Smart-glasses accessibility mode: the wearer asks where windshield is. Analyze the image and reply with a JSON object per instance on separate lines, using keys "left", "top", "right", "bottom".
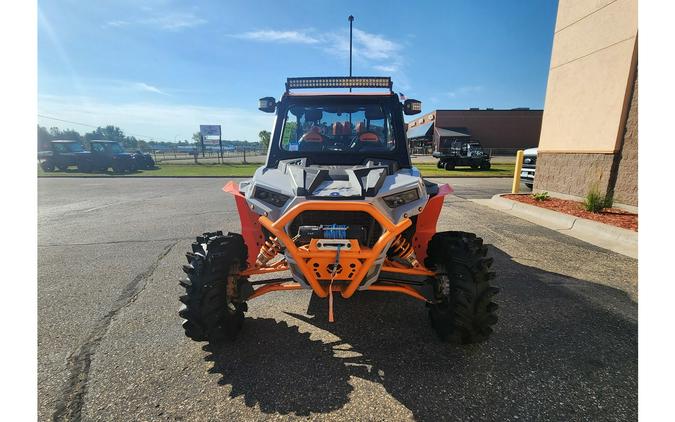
{"left": 67, "top": 143, "right": 84, "bottom": 152}
{"left": 105, "top": 143, "right": 125, "bottom": 153}
{"left": 280, "top": 102, "right": 395, "bottom": 153}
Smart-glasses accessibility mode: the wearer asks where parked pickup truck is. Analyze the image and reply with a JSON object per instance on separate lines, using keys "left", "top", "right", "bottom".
{"left": 38, "top": 140, "right": 89, "bottom": 172}
{"left": 521, "top": 147, "right": 537, "bottom": 189}
{"left": 78, "top": 140, "right": 138, "bottom": 173}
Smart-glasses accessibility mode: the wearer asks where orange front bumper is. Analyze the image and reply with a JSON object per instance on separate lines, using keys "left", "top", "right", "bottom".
{"left": 256, "top": 200, "right": 432, "bottom": 299}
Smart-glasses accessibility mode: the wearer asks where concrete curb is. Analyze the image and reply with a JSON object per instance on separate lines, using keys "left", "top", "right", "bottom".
{"left": 486, "top": 194, "right": 637, "bottom": 259}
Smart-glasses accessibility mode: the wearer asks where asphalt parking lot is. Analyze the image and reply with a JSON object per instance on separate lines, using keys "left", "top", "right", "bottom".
{"left": 38, "top": 177, "right": 637, "bottom": 421}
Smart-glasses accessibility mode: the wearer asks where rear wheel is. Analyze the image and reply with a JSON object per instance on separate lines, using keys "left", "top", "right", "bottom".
{"left": 77, "top": 161, "right": 92, "bottom": 173}
{"left": 436, "top": 161, "right": 443, "bottom": 169}
{"left": 179, "top": 232, "right": 249, "bottom": 343}
{"left": 444, "top": 161, "right": 455, "bottom": 171}
{"left": 480, "top": 161, "right": 491, "bottom": 170}
{"left": 425, "top": 231, "right": 498, "bottom": 344}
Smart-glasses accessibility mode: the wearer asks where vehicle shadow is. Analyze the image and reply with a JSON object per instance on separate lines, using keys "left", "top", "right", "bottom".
{"left": 203, "top": 246, "right": 637, "bottom": 420}
{"left": 202, "top": 319, "right": 352, "bottom": 416}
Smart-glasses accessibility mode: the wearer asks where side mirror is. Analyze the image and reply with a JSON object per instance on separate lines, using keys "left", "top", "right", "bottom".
{"left": 403, "top": 99, "right": 422, "bottom": 115}
{"left": 258, "top": 97, "right": 276, "bottom": 113}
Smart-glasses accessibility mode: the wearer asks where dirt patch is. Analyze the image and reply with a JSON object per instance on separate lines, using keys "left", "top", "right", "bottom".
{"left": 504, "top": 194, "right": 638, "bottom": 232}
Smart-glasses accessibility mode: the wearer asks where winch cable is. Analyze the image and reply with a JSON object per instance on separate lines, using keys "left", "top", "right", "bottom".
{"left": 328, "top": 244, "right": 341, "bottom": 323}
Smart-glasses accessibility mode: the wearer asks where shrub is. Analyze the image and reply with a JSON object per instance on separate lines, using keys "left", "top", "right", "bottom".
{"left": 531, "top": 191, "right": 550, "bottom": 201}
{"left": 584, "top": 189, "right": 612, "bottom": 213}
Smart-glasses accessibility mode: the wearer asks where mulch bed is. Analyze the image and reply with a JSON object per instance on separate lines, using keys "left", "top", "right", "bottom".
{"left": 503, "top": 194, "right": 638, "bottom": 232}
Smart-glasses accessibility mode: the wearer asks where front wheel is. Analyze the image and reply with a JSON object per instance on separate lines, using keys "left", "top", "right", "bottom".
{"left": 444, "top": 161, "right": 455, "bottom": 171}
{"left": 480, "top": 161, "right": 491, "bottom": 170}
{"left": 40, "top": 160, "right": 55, "bottom": 172}
{"left": 436, "top": 161, "right": 444, "bottom": 169}
{"left": 425, "top": 232, "right": 498, "bottom": 344}
{"left": 179, "top": 232, "right": 249, "bottom": 343}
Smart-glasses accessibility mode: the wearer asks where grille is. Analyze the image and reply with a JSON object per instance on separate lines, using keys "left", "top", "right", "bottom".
{"left": 522, "top": 155, "right": 537, "bottom": 168}
{"left": 288, "top": 211, "right": 382, "bottom": 248}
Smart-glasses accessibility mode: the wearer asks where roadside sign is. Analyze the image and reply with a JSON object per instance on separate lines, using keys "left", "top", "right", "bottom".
{"left": 200, "top": 125, "right": 221, "bottom": 138}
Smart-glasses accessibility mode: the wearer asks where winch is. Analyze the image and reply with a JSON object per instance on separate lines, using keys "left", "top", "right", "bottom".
{"left": 296, "top": 224, "right": 368, "bottom": 244}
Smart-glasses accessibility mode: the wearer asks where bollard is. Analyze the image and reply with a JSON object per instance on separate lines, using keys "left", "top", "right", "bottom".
{"left": 512, "top": 150, "right": 524, "bottom": 194}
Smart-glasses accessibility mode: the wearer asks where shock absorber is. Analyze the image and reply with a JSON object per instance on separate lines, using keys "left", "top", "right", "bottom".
{"left": 390, "top": 235, "right": 420, "bottom": 268}
{"left": 256, "top": 236, "right": 283, "bottom": 267}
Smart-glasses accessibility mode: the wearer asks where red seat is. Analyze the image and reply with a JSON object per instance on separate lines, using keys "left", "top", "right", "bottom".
{"left": 359, "top": 132, "right": 379, "bottom": 142}
{"left": 332, "top": 122, "right": 343, "bottom": 136}
{"left": 342, "top": 121, "right": 352, "bottom": 135}
{"left": 302, "top": 126, "right": 323, "bottom": 142}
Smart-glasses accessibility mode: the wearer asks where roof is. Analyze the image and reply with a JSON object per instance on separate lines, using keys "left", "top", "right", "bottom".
{"left": 89, "top": 139, "right": 117, "bottom": 143}
{"left": 285, "top": 92, "right": 395, "bottom": 97}
{"left": 435, "top": 127, "right": 470, "bottom": 138}
{"left": 51, "top": 139, "right": 79, "bottom": 143}
{"left": 406, "top": 122, "right": 433, "bottom": 139}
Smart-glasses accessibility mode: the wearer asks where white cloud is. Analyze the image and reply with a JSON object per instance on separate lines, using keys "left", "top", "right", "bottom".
{"left": 104, "top": 12, "right": 206, "bottom": 31}
{"left": 134, "top": 82, "right": 167, "bottom": 95}
{"left": 139, "top": 13, "right": 206, "bottom": 31}
{"left": 352, "top": 28, "right": 401, "bottom": 60}
{"left": 447, "top": 85, "right": 484, "bottom": 98}
{"left": 103, "top": 20, "right": 130, "bottom": 28}
{"left": 373, "top": 65, "right": 398, "bottom": 73}
{"left": 232, "top": 30, "right": 319, "bottom": 44}
{"left": 232, "top": 27, "right": 408, "bottom": 86}
{"left": 38, "top": 95, "right": 274, "bottom": 142}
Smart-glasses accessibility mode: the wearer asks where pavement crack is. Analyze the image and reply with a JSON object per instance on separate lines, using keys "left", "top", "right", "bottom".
{"left": 39, "top": 237, "right": 189, "bottom": 248}
{"left": 51, "top": 241, "right": 178, "bottom": 422}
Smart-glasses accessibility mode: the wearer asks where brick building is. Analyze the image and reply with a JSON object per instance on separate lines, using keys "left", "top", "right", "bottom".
{"left": 406, "top": 109, "right": 543, "bottom": 154}
{"left": 534, "top": 0, "right": 637, "bottom": 208}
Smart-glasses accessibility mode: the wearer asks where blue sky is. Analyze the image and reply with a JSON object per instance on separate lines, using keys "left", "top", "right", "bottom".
{"left": 38, "top": 0, "right": 558, "bottom": 142}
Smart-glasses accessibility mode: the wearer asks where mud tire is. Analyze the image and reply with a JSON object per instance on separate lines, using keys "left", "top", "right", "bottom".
{"left": 179, "top": 231, "right": 248, "bottom": 343}
{"left": 425, "top": 231, "right": 499, "bottom": 344}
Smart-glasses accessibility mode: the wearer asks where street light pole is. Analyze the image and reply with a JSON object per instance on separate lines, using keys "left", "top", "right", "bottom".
{"left": 348, "top": 15, "right": 354, "bottom": 92}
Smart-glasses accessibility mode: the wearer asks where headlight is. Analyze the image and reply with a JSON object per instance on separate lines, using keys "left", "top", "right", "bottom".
{"left": 254, "top": 186, "right": 290, "bottom": 207}
{"left": 382, "top": 188, "right": 420, "bottom": 208}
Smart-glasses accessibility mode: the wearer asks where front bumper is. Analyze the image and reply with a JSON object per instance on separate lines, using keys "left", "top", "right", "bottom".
{"left": 258, "top": 200, "right": 430, "bottom": 299}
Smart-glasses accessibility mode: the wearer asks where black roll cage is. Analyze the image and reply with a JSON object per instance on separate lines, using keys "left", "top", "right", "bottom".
{"left": 264, "top": 93, "right": 412, "bottom": 169}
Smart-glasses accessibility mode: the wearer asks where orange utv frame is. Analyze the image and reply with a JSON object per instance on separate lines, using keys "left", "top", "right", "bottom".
{"left": 178, "top": 77, "right": 498, "bottom": 345}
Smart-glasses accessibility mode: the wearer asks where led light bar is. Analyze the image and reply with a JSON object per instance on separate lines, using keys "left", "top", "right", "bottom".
{"left": 286, "top": 77, "right": 393, "bottom": 92}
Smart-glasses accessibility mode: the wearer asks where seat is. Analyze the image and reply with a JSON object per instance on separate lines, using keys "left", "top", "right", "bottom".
{"left": 342, "top": 121, "right": 352, "bottom": 135}
{"left": 299, "top": 126, "right": 324, "bottom": 151}
{"left": 332, "top": 122, "right": 343, "bottom": 136}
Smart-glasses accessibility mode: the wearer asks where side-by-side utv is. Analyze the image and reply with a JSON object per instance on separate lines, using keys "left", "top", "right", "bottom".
{"left": 179, "top": 77, "right": 498, "bottom": 344}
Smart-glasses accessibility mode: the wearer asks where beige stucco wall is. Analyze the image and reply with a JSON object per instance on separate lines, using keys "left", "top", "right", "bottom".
{"left": 538, "top": 0, "right": 637, "bottom": 153}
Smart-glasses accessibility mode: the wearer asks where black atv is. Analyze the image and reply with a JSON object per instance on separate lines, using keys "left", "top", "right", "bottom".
{"left": 433, "top": 139, "right": 491, "bottom": 170}
{"left": 131, "top": 150, "right": 156, "bottom": 169}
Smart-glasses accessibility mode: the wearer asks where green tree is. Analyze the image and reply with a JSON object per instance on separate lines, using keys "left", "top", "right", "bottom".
{"left": 258, "top": 130, "right": 271, "bottom": 151}
{"left": 192, "top": 132, "right": 201, "bottom": 144}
